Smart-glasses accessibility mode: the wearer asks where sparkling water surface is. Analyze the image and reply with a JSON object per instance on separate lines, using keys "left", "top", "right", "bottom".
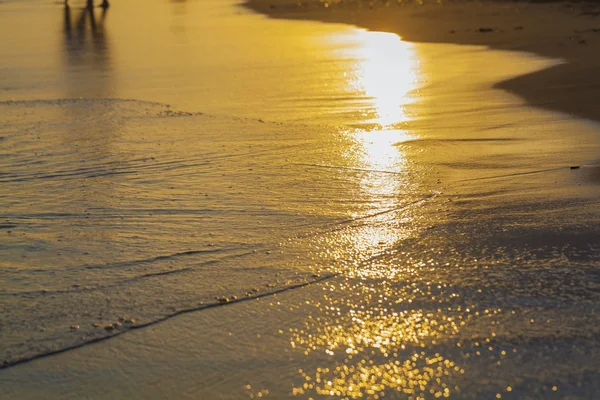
{"left": 1, "top": 0, "right": 600, "bottom": 398}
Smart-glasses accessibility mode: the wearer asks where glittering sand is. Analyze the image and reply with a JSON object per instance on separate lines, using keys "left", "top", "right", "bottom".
{"left": 1, "top": 0, "right": 600, "bottom": 399}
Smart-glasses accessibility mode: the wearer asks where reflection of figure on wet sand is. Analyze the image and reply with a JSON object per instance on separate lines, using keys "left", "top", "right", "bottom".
{"left": 65, "top": 0, "right": 109, "bottom": 10}
{"left": 63, "top": 3, "right": 109, "bottom": 64}
{"left": 63, "top": 0, "right": 112, "bottom": 98}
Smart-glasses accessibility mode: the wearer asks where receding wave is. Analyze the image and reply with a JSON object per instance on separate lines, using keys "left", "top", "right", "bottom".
{"left": 0, "top": 97, "right": 433, "bottom": 368}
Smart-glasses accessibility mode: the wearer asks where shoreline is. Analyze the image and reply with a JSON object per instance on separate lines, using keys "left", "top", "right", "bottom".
{"left": 243, "top": 0, "right": 600, "bottom": 123}
{"left": 2, "top": 2, "right": 600, "bottom": 398}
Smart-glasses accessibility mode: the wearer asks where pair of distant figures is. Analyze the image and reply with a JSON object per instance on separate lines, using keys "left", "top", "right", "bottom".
{"left": 64, "top": 0, "right": 109, "bottom": 8}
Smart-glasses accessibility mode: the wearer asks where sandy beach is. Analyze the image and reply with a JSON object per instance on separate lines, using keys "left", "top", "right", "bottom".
{"left": 1, "top": 0, "right": 600, "bottom": 398}
{"left": 246, "top": 0, "right": 600, "bottom": 123}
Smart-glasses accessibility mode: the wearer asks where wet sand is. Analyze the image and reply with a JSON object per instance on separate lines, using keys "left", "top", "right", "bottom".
{"left": 2, "top": 0, "right": 600, "bottom": 399}
{"left": 245, "top": 0, "right": 600, "bottom": 123}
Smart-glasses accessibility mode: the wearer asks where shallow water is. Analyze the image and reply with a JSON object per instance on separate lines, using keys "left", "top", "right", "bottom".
{"left": 1, "top": 0, "right": 600, "bottom": 398}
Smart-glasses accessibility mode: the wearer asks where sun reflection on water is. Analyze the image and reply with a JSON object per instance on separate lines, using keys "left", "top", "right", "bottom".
{"left": 332, "top": 30, "right": 419, "bottom": 129}
{"left": 286, "top": 30, "right": 468, "bottom": 399}
{"left": 354, "top": 32, "right": 417, "bottom": 128}
{"left": 339, "top": 31, "right": 421, "bottom": 251}
{"left": 289, "top": 279, "right": 469, "bottom": 399}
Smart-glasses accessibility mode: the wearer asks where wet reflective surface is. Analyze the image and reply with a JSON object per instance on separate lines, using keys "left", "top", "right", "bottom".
{"left": 1, "top": 0, "right": 418, "bottom": 127}
{"left": 2, "top": 0, "right": 600, "bottom": 398}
